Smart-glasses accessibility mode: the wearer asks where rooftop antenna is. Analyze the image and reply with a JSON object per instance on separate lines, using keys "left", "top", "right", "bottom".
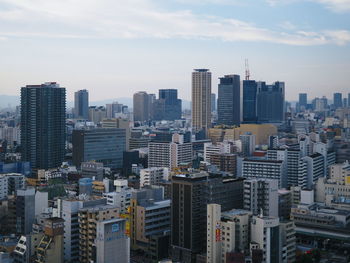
{"left": 245, "top": 59, "right": 250, "bottom": 80}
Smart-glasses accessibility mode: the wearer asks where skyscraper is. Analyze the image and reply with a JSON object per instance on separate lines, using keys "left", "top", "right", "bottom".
{"left": 298, "top": 93, "right": 307, "bottom": 110}
{"left": 211, "top": 93, "right": 216, "bottom": 112}
{"left": 153, "top": 89, "right": 182, "bottom": 120}
{"left": 74, "top": 89, "right": 89, "bottom": 119}
{"left": 217, "top": 74, "right": 240, "bottom": 126}
{"left": 21, "top": 82, "right": 66, "bottom": 170}
{"left": 257, "top": 81, "right": 285, "bottom": 123}
{"left": 133, "top": 91, "right": 150, "bottom": 122}
{"left": 333, "top": 93, "right": 343, "bottom": 109}
{"left": 192, "top": 69, "right": 212, "bottom": 134}
{"left": 348, "top": 93, "right": 350, "bottom": 107}
{"left": 242, "top": 80, "right": 258, "bottom": 123}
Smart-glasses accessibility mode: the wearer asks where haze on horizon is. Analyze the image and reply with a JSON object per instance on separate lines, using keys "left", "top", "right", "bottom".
{"left": 0, "top": 0, "right": 349, "bottom": 102}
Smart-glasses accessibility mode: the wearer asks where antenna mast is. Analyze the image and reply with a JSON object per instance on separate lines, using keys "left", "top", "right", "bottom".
{"left": 245, "top": 59, "right": 250, "bottom": 80}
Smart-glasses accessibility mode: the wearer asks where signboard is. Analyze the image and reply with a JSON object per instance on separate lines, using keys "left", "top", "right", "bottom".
{"left": 112, "top": 223, "right": 119, "bottom": 233}
{"left": 215, "top": 222, "right": 221, "bottom": 242}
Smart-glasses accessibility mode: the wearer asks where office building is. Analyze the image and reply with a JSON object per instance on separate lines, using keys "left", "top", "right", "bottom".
{"left": 74, "top": 89, "right": 89, "bottom": 119}
{"left": 218, "top": 74, "right": 240, "bottom": 126}
{"left": 78, "top": 205, "right": 119, "bottom": 263}
{"left": 81, "top": 161, "right": 104, "bottom": 181}
{"left": 302, "top": 153, "right": 325, "bottom": 188}
{"left": 333, "top": 92, "right": 343, "bottom": 109}
{"left": 242, "top": 80, "right": 258, "bottom": 123}
{"left": 153, "top": 89, "right": 182, "bottom": 121}
{"left": 95, "top": 218, "right": 130, "bottom": 263}
{"left": 133, "top": 91, "right": 150, "bottom": 122}
{"left": 79, "top": 178, "right": 93, "bottom": 196}
{"left": 192, "top": 69, "right": 212, "bottom": 134}
{"left": 72, "top": 128, "right": 126, "bottom": 168}
{"left": 242, "top": 159, "right": 285, "bottom": 188}
{"left": 257, "top": 81, "right": 285, "bottom": 123}
{"left": 243, "top": 179, "right": 279, "bottom": 217}
{"left": 211, "top": 93, "right": 216, "bottom": 112}
{"left": 251, "top": 215, "right": 281, "bottom": 263}
{"left": 21, "top": 82, "right": 66, "bottom": 170}
{"left": 171, "top": 173, "right": 244, "bottom": 262}
{"left": 88, "top": 106, "right": 106, "bottom": 123}
{"left": 35, "top": 218, "right": 64, "bottom": 263}
{"left": 16, "top": 188, "right": 35, "bottom": 235}
{"left": 106, "top": 101, "right": 123, "bottom": 119}
{"left": 298, "top": 93, "right": 307, "bottom": 110}
{"left": 103, "top": 188, "right": 132, "bottom": 214}
{"left": 101, "top": 118, "right": 130, "bottom": 150}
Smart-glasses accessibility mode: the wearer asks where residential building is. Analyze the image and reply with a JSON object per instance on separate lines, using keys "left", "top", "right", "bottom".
{"left": 204, "top": 142, "right": 231, "bottom": 163}
{"left": 209, "top": 153, "right": 237, "bottom": 176}
{"left": 140, "top": 167, "right": 168, "bottom": 187}
{"left": 240, "top": 133, "right": 256, "bottom": 157}
{"left": 16, "top": 188, "right": 35, "bottom": 235}
{"left": 243, "top": 179, "right": 279, "bottom": 217}
{"left": 192, "top": 69, "right": 212, "bottom": 135}
{"left": 21, "top": 82, "right": 66, "bottom": 170}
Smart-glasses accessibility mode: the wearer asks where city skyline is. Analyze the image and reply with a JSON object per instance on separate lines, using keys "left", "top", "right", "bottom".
{"left": 0, "top": 0, "right": 349, "bottom": 102}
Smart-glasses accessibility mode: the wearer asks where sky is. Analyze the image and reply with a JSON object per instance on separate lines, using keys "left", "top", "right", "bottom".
{"left": 0, "top": 0, "right": 349, "bottom": 102}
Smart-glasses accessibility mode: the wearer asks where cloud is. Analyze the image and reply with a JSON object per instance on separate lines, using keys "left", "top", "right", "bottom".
{"left": 0, "top": 0, "right": 349, "bottom": 46}
{"left": 266, "top": 0, "right": 350, "bottom": 12}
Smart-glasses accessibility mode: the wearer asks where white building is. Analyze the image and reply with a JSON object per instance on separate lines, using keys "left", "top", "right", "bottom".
{"left": 103, "top": 191, "right": 132, "bottom": 214}
{"left": 244, "top": 179, "right": 279, "bottom": 217}
{"left": 204, "top": 142, "right": 231, "bottom": 163}
{"left": 140, "top": 167, "right": 168, "bottom": 187}
{"left": 251, "top": 216, "right": 281, "bottom": 263}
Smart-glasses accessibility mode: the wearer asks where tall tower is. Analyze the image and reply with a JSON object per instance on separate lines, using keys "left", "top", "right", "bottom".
{"left": 242, "top": 80, "right": 258, "bottom": 123}
{"left": 133, "top": 91, "right": 150, "bottom": 122}
{"left": 74, "top": 89, "right": 89, "bottom": 119}
{"left": 298, "top": 93, "right": 307, "bottom": 111}
{"left": 192, "top": 69, "right": 212, "bottom": 134}
{"left": 333, "top": 93, "right": 343, "bottom": 109}
{"left": 217, "top": 74, "right": 240, "bottom": 126}
{"left": 21, "top": 82, "right": 66, "bottom": 170}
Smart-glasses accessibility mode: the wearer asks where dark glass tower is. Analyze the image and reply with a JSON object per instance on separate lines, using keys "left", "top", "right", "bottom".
{"left": 242, "top": 80, "right": 258, "bottom": 123}
{"left": 333, "top": 93, "right": 343, "bottom": 109}
{"left": 74, "top": 89, "right": 89, "bottom": 119}
{"left": 21, "top": 82, "right": 66, "bottom": 170}
{"left": 153, "top": 89, "right": 182, "bottom": 120}
{"left": 217, "top": 74, "right": 240, "bottom": 126}
{"left": 299, "top": 93, "right": 307, "bottom": 109}
{"left": 257, "top": 81, "right": 285, "bottom": 123}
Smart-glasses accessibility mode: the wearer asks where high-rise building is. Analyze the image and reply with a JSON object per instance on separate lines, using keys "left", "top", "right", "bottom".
{"left": 106, "top": 101, "right": 123, "bottom": 119}
{"left": 333, "top": 93, "right": 343, "bottom": 109}
{"left": 204, "top": 142, "right": 231, "bottom": 163}
{"left": 153, "top": 89, "right": 182, "bottom": 121}
{"left": 101, "top": 118, "right": 130, "bottom": 150}
{"left": 217, "top": 74, "right": 240, "bottom": 126}
{"left": 21, "top": 82, "right": 66, "bottom": 170}
{"left": 242, "top": 80, "right": 258, "bottom": 123}
{"left": 88, "top": 106, "right": 106, "bottom": 123}
{"left": 257, "top": 81, "right": 285, "bottom": 123}
{"left": 243, "top": 179, "right": 279, "bottom": 217}
{"left": 72, "top": 128, "right": 126, "bottom": 168}
{"left": 192, "top": 69, "right": 212, "bottom": 134}
{"left": 74, "top": 89, "right": 89, "bottom": 119}
{"left": 298, "top": 93, "right": 307, "bottom": 110}
{"left": 171, "top": 173, "right": 243, "bottom": 262}
{"left": 133, "top": 91, "right": 150, "bottom": 122}
{"left": 348, "top": 93, "right": 350, "bottom": 107}
{"left": 240, "top": 132, "right": 256, "bottom": 157}
{"left": 211, "top": 93, "right": 216, "bottom": 112}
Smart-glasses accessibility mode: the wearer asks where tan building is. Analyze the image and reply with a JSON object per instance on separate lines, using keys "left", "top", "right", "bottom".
{"left": 192, "top": 69, "right": 212, "bottom": 134}
{"left": 133, "top": 91, "right": 150, "bottom": 122}
{"left": 209, "top": 124, "right": 277, "bottom": 145}
{"left": 101, "top": 118, "right": 131, "bottom": 150}
{"left": 79, "top": 205, "right": 119, "bottom": 263}
{"left": 210, "top": 153, "right": 237, "bottom": 176}
{"left": 35, "top": 218, "right": 64, "bottom": 263}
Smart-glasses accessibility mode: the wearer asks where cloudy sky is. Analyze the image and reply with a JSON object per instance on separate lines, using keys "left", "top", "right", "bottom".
{"left": 0, "top": 0, "right": 349, "bottom": 102}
